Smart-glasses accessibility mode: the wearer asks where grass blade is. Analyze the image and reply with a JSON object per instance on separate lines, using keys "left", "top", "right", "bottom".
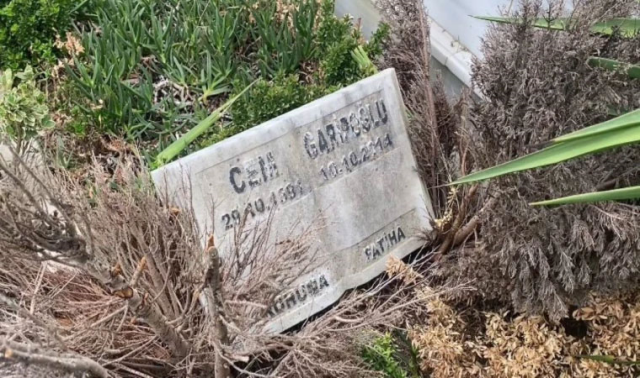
{"left": 154, "top": 81, "right": 256, "bottom": 167}
{"left": 589, "top": 18, "right": 640, "bottom": 37}
{"left": 531, "top": 185, "right": 640, "bottom": 206}
{"left": 473, "top": 16, "right": 568, "bottom": 31}
{"left": 553, "top": 108, "right": 640, "bottom": 143}
{"left": 577, "top": 355, "right": 640, "bottom": 366}
{"left": 452, "top": 123, "right": 640, "bottom": 185}
{"left": 588, "top": 57, "right": 640, "bottom": 79}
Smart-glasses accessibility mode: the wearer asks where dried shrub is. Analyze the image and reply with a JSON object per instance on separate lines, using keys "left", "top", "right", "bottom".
{"left": 435, "top": 0, "right": 640, "bottom": 319}
{"left": 573, "top": 295, "right": 640, "bottom": 373}
{"left": 0, "top": 150, "right": 444, "bottom": 378}
{"left": 482, "top": 314, "right": 580, "bottom": 377}
{"left": 409, "top": 287, "right": 484, "bottom": 378}
{"left": 241, "top": 255, "right": 458, "bottom": 378}
{"left": 382, "top": 258, "right": 476, "bottom": 377}
{"left": 0, "top": 152, "right": 312, "bottom": 376}
{"left": 410, "top": 290, "right": 640, "bottom": 377}
{"left": 375, "top": 0, "right": 484, "bottom": 268}
{"left": 0, "top": 155, "right": 203, "bottom": 376}
{"left": 375, "top": 0, "right": 469, "bottom": 216}
{"left": 0, "top": 364, "right": 78, "bottom": 378}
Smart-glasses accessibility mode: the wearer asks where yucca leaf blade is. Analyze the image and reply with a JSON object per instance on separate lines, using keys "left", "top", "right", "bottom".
{"left": 531, "top": 186, "right": 640, "bottom": 206}
{"left": 553, "top": 108, "right": 640, "bottom": 143}
{"left": 474, "top": 16, "right": 640, "bottom": 37}
{"left": 472, "top": 16, "right": 568, "bottom": 31}
{"left": 452, "top": 123, "right": 640, "bottom": 185}
{"left": 589, "top": 18, "right": 640, "bottom": 37}
{"left": 588, "top": 57, "right": 640, "bottom": 79}
{"left": 154, "top": 81, "right": 256, "bottom": 167}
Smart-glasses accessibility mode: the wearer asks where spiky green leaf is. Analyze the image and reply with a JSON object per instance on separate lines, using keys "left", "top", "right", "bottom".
{"left": 452, "top": 122, "right": 640, "bottom": 185}
{"left": 531, "top": 186, "right": 640, "bottom": 206}
{"left": 588, "top": 57, "right": 640, "bottom": 79}
{"left": 351, "top": 46, "right": 378, "bottom": 76}
{"left": 553, "top": 108, "right": 640, "bottom": 143}
{"left": 154, "top": 81, "right": 255, "bottom": 167}
{"left": 473, "top": 16, "right": 568, "bottom": 31}
{"left": 473, "top": 16, "right": 640, "bottom": 37}
{"left": 589, "top": 18, "right": 640, "bottom": 37}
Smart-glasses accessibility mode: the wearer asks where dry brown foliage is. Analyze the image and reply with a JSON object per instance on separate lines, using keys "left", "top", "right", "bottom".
{"left": 375, "top": 0, "right": 486, "bottom": 272}
{"left": 410, "top": 288, "right": 640, "bottom": 378}
{"left": 0, "top": 149, "right": 441, "bottom": 377}
{"left": 382, "top": 256, "right": 640, "bottom": 377}
{"left": 433, "top": 0, "right": 640, "bottom": 320}
{"left": 376, "top": 0, "right": 472, "bottom": 215}
{"left": 409, "top": 290, "right": 483, "bottom": 378}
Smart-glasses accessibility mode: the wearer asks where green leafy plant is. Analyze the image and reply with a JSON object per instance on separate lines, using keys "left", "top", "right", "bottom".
{"left": 226, "top": 74, "right": 334, "bottom": 138}
{"left": 0, "top": 66, "right": 54, "bottom": 152}
{"left": 67, "top": 0, "right": 388, "bottom": 162}
{"left": 454, "top": 15, "right": 640, "bottom": 206}
{"left": 0, "top": 0, "right": 90, "bottom": 69}
{"left": 155, "top": 81, "right": 256, "bottom": 167}
{"left": 362, "top": 332, "right": 422, "bottom": 378}
{"left": 352, "top": 46, "right": 379, "bottom": 77}
{"left": 362, "top": 333, "right": 409, "bottom": 378}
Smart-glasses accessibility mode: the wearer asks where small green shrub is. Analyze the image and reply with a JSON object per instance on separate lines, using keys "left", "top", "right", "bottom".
{"left": 0, "top": 66, "right": 54, "bottom": 150}
{"left": 227, "top": 75, "right": 333, "bottom": 137}
{"left": 0, "top": 0, "right": 90, "bottom": 69}
{"left": 198, "top": 75, "right": 330, "bottom": 148}
{"left": 204, "top": 8, "right": 389, "bottom": 148}
{"left": 361, "top": 333, "right": 409, "bottom": 378}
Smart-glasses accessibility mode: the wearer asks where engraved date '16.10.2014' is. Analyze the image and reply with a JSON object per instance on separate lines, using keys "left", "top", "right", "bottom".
{"left": 302, "top": 97, "right": 393, "bottom": 183}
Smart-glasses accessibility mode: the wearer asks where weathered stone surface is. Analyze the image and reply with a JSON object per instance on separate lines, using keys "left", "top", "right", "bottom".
{"left": 152, "top": 69, "right": 434, "bottom": 332}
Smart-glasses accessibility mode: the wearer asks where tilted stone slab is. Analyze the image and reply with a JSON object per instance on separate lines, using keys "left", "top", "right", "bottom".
{"left": 152, "top": 69, "right": 434, "bottom": 333}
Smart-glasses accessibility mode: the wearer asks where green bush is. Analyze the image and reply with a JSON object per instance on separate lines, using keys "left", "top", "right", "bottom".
{"left": 0, "top": 66, "right": 54, "bottom": 150}
{"left": 0, "top": 0, "right": 89, "bottom": 69}
{"left": 361, "top": 333, "right": 410, "bottom": 378}
{"left": 67, "top": 0, "right": 389, "bottom": 159}
{"left": 226, "top": 75, "right": 333, "bottom": 139}
{"left": 213, "top": 3, "right": 389, "bottom": 149}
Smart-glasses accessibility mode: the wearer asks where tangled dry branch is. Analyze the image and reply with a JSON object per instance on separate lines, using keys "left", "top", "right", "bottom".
{"left": 0, "top": 147, "right": 446, "bottom": 377}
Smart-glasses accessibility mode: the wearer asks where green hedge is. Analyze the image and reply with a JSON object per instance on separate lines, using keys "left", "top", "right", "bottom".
{"left": 0, "top": 0, "right": 90, "bottom": 69}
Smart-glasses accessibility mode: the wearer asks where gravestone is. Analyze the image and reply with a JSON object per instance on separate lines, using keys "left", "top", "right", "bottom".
{"left": 152, "top": 69, "right": 434, "bottom": 333}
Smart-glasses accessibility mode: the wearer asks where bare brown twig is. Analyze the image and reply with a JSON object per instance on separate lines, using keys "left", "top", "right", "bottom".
{"left": 0, "top": 338, "right": 108, "bottom": 378}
